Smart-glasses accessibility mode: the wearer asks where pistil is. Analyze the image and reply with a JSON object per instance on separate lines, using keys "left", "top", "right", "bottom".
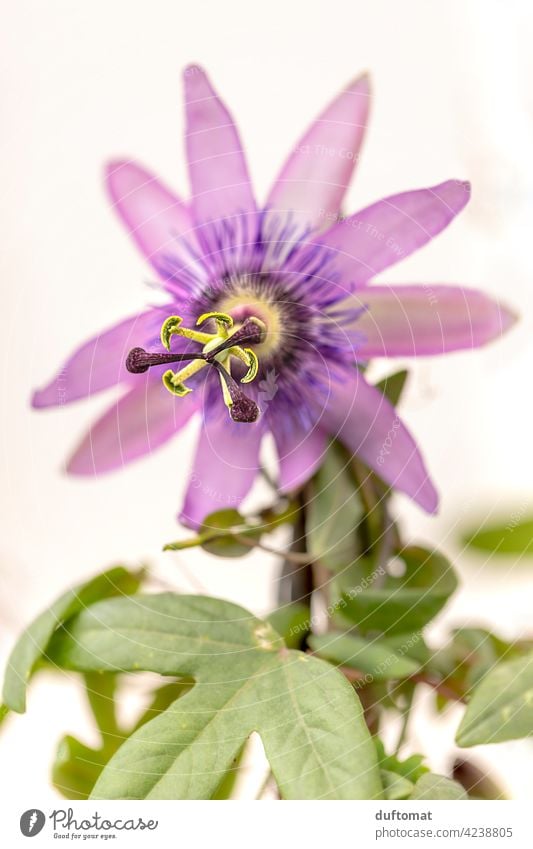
{"left": 204, "top": 317, "right": 266, "bottom": 361}
{"left": 125, "top": 312, "right": 264, "bottom": 422}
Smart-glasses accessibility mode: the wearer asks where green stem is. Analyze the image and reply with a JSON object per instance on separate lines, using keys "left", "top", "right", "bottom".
{"left": 234, "top": 534, "right": 311, "bottom": 564}
{"left": 393, "top": 691, "right": 414, "bottom": 756}
{"left": 84, "top": 672, "right": 120, "bottom": 744}
{"left": 277, "top": 489, "right": 314, "bottom": 606}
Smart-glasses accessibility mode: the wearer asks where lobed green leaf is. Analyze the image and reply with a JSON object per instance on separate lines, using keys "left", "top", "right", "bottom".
{"left": 46, "top": 593, "right": 383, "bottom": 800}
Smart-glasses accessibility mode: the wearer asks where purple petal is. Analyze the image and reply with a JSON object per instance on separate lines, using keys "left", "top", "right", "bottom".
{"left": 67, "top": 377, "right": 198, "bottom": 475}
{"left": 272, "top": 422, "right": 327, "bottom": 492}
{"left": 311, "top": 180, "right": 471, "bottom": 292}
{"left": 180, "top": 412, "right": 263, "bottom": 529}
{"left": 320, "top": 370, "right": 438, "bottom": 513}
{"left": 349, "top": 285, "right": 517, "bottom": 356}
{"left": 32, "top": 310, "right": 168, "bottom": 409}
{"left": 106, "top": 161, "right": 200, "bottom": 293}
{"left": 183, "top": 65, "right": 257, "bottom": 238}
{"left": 266, "top": 74, "right": 370, "bottom": 230}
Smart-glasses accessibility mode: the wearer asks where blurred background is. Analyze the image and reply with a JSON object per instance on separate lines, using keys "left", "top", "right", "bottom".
{"left": 1, "top": 0, "right": 533, "bottom": 800}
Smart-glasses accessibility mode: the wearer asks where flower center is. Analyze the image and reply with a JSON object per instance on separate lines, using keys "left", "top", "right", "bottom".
{"left": 216, "top": 290, "right": 284, "bottom": 360}
{"left": 126, "top": 312, "right": 266, "bottom": 423}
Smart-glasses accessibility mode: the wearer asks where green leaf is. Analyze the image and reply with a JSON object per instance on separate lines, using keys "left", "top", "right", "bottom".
{"left": 52, "top": 735, "right": 116, "bottom": 800}
{"left": 200, "top": 509, "right": 262, "bottom": 557}
{"left": 449, "top": 628, "right": 518, "bottom": 689}
{"left": 307, "top": 442, "right": 364, "bottom": 572}
{"left": 53, "top": 726, "right": 132, "bottom": 800}
{"left": 428, "top": 628, "right": 526, "bottom": 708}
{"left": 84, "top": 673, "right": 120, "bottom": 740}
{"left": 54, "top": 676, "right": 196, "bottom": 800}
{"left": 376, "top": 369, "right": 409, "bottom": 406}
{"left": 456, "top": 651, "right": 533, "bottom": 746}
{"left": 48, "top": 594, "right": 383, "bottom": 800}
{"left": 267, "top": 603, "right": 310, "bottom": 649}
{"left": 2, "top": 566, "right": 143, "bottom": 713}
{"left": 52, "top": 739, "right": 94, "bottom": 800}
{"left": 340, "top": 546, "right": 458, "bottom": 634}
{"left": 409, "top": 773, "right": 467, "bottom": 800}
{"left": 377, "top": 631, "right": 431, "bottom": 667}
{"left": 381, "top": 769, "right": 414, "bottom": 800}
{"left": 374, "top": 738, "right": 428, "bottom": 783}
{"left": 309, "top": 632, "right": 420, "bottom": 681}
{"left": 463, "top": 516, "right": 533, "bottom": 555}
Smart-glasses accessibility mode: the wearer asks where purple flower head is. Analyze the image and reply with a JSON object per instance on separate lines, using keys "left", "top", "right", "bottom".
{"left": 32, "top": 66, "right": 516, "bottom": 528}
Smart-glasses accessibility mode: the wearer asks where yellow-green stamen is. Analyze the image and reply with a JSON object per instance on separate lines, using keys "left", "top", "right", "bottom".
{"left": 127, "top": 312, "right": 265, "bottom": 422}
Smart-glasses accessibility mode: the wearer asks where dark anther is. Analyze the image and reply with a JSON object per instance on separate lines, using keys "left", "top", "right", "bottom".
{"left": 211, "top": 361, "right": 260, "bottom": 423}
{"left": 126, "top": 347, "right": 204, "bottom": 374}
{"left": 229, "top": 394, "right": 261, "bottom": 423}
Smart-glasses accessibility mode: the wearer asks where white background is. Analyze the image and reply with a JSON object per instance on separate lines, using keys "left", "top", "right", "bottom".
{"left": 1, "top": 0, "right": 533, "bottom": 802}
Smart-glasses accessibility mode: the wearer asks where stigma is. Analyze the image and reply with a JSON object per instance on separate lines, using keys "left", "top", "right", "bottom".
{"left": 126, "top": 312, "right": 266, "bottom": 423}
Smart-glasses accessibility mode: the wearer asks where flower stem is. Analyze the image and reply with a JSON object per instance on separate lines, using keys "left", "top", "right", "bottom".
{"left": 277, "top": 489, "right": 314, "bottom": 606}
{"left": 393, "top": 689, "right": 414, "bottom": 756}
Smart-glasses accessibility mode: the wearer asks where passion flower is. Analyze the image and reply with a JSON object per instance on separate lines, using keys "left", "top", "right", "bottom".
{"left": 32, "top": 66, "right": 515, "bottom": 527}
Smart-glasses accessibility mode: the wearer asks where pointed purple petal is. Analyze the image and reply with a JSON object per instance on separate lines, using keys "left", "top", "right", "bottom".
{"left": 106, "top": 160, "right": 200, "bottom": 291}
{"left": 183, "top": 65, "right": 257, "bottom": 235}
{"left": 180, "top": 413, "right": 262, "bottom": 529}
{"left": 321, "top": 370, "right": 438, "bottom": 513}
{"left": 349, "top": 285, "right": 517, "bottom": 356}
{"left": 32, "top": 310, "right": 168, "bottom": 409}
{"left": 312, "top": 180, "right": 471, "bottom": 291}
{"left": 266, "top": 74, "right": 370, "bottom": 230}
{"left": 67, "top": 377, "right": 198, "bottom": 475}
{"left": 272, "top": 422, "right": 327, "bottom": 492}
